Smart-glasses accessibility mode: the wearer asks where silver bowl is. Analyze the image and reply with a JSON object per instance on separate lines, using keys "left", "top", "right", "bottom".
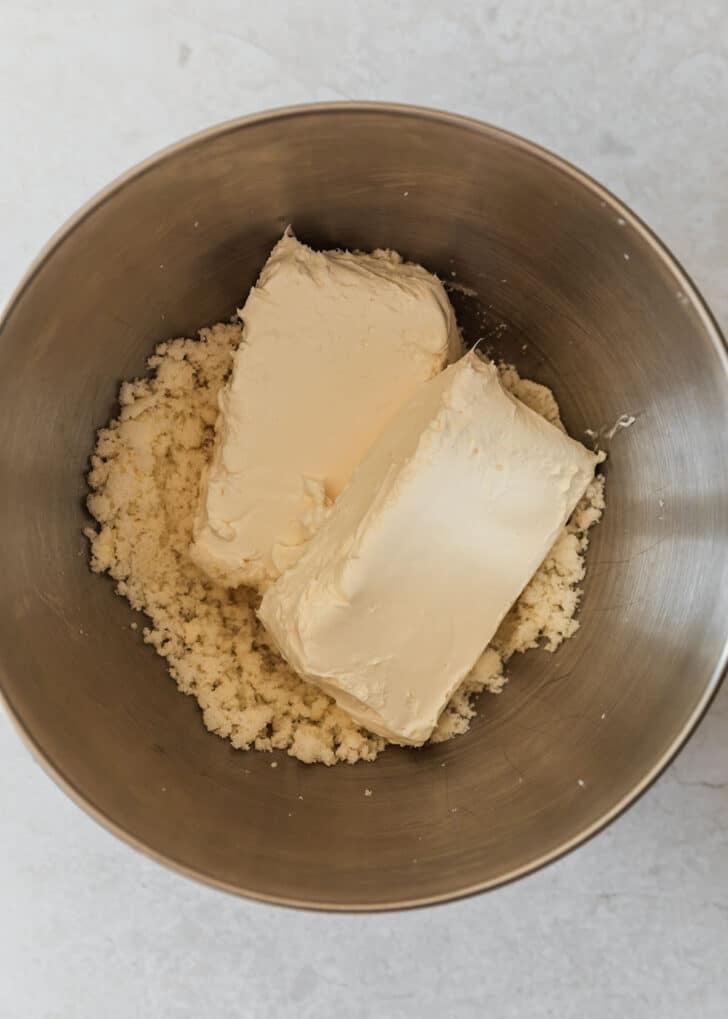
{"left": 0, "top": 103, "right": 726, "bottom": 910}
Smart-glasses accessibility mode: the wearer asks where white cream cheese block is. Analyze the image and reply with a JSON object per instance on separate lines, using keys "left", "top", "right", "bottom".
{"left": 258, "top": 351, "right": 603, "bottom": 745}
{"left": 190, "top": 231, "right": 461, "bottom": 589}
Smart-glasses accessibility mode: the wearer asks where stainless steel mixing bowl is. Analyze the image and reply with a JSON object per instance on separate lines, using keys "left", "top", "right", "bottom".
{"left": 0, "top": 103, "right": 726, "bottom": 910}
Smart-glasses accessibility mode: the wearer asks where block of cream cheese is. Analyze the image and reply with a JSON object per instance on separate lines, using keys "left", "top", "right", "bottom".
{"left": 190, "top": 231, "right": 461, "bottom": 589}
{"left": 258, "top": 351, "right": 602, "bottom": 745}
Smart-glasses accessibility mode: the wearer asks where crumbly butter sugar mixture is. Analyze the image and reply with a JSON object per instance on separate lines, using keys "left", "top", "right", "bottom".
{"left": 85, "top": 319, "right": 604, "bottom": 765}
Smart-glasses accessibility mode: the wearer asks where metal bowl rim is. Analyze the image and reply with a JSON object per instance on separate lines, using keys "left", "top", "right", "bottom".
{"left": 1, "top": 100, "right": 726, "bottom": 912}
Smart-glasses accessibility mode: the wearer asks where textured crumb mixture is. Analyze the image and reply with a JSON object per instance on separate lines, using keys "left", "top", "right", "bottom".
{"left": 84, "top": 323, "right": 605, "bottom": 765}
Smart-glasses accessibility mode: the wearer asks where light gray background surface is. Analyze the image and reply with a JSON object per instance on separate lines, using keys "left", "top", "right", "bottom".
{"left": 1, "top": 2, "right": 726, "bottom": 1016}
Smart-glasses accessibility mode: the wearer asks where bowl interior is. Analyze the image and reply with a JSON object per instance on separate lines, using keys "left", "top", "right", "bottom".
{"left": 1, "top": 105, "right": 726, "bottom": 909}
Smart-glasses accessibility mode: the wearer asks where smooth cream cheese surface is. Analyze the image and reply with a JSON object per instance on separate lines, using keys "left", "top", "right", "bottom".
{"left": 190, "top": 231, "right": 461, "bottom": 589}
{"left": 258, "top": 352, "right": 603, "bottom": 746}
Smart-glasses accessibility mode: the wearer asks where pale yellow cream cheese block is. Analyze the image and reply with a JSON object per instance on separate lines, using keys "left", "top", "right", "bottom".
{"left": 259, "top": 352, "right": 603, "bottom": 745}
{"left": 190, "top": 231, "right": 461, "bottom": 589}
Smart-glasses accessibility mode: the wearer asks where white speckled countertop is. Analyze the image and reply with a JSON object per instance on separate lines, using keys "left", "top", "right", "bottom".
{"left": 1, "top": 2, "right": 726, "bottom": 1016}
